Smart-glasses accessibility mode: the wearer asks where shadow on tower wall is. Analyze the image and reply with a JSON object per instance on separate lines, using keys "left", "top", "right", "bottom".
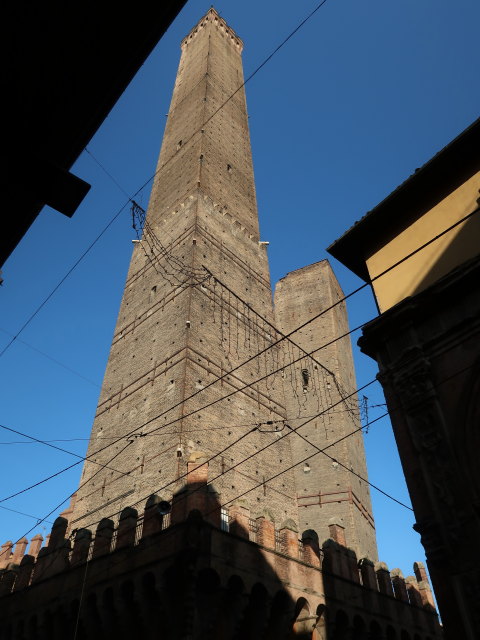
{"left": 0, "top": 458, "right": 442, "bottom": 640}
{"left": 0, "top": 461, "right": 324, "bottom": 639}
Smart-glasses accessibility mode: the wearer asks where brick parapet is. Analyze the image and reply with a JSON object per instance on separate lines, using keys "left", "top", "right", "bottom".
{"left": 1, "top": 462, "right": 438, "bottom": 635}
{"left": 0, "top": 460, "right": 438, "bottom": 636}
{"left": 0, "top": 500, "right": 326, "bottom": 635}
{"left": 0, "top": 499, "right": 441, "bottom": 640}
{"left": 0, "top": 504, "right": 439, "bottom": 623}
{"left": 321, "top": 538, "right": 438, "bottom": 614}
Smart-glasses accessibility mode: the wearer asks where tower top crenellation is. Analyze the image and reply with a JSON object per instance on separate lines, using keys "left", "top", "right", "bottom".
{"left": 181, "top": 7, "right": 243, "bottom": 51}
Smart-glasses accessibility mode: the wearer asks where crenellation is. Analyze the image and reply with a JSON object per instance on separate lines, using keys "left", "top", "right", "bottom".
{"left": 27, "top": 533, "right": 43, "bottom": 558}
{"left": 256, "top": 515, "right": 275, "bottom": 550}
{"left": 375, "top": 561, "right": 395, "bottom": 597}
{"left": 346, "top": 548, "right": 361, "bottom": 584}
{"left": 301, "top": 530, "right": 321, "bottom": 569}
{"left": 391, "top": 568, "right": 409, "bottom": 602}
{"left": 358, "top": 557, "right": 377, "bottom": 590}
{"left": 116, "top": 508, "right": 138, "bottom": 549}
{"left": 0, "top": 541, "right": 13, "bottom": 569}
{"left": 31, "top": 529, "right": 70, "bottom": 583}
{"left": 0, "top": 484, "right": 439, "bottom": 640}
{"left": 71, "top": 529, "right": 92, "bottom": 566}
{"left": 13, "top": 554, "right": 35, "bottom": 591}
{"left": 11, "top": 537, "right": 28, "bottom": 565}
{"left": 91, "top": 519, "right": 114, "bottom": 559}
{"left": 405, "top": 575, "right": 424, "bottom": 607}
{"left": 141, "top": 495, "right": 165, "bottom": 539}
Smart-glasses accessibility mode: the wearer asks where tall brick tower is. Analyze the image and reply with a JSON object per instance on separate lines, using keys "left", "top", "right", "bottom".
{"left": 70, "top": 8, "right": 298, "bottom": 531}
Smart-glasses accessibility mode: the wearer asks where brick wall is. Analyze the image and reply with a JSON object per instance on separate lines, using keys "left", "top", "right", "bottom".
{"left": 274, "top": 260, "right": 378, "bottom": 561}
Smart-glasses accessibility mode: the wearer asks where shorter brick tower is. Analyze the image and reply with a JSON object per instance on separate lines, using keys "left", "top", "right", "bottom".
{"left": 275, "top": 261, "right": 377, "bottom": 561}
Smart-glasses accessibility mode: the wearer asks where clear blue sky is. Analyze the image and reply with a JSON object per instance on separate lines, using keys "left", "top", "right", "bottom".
{"left": 1, "top": 0, "right": 478, "bottom": 586}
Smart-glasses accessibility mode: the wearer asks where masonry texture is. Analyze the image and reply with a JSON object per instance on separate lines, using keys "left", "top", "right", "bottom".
{"left": 275, "top": 262, "right": 378, "bottom": 562}
{"left": 71, "top": 9, "right": 298, "bottom": 531}
{"left": 0, "top": 475, "right": 441, "bottom": 639}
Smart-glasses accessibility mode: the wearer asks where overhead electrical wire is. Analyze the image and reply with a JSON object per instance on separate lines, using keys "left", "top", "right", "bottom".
{"left": 0, "top": 404, "right": 377, "bottom": 445}
{"left": 2, "top": 201, "right": 477, "bottom": 503}
{"left": 0, "top": 328, "right": 100, "bottom": 389}
{"left": 62, "top": 204, "right": 480, "bottom": 459}
{"left": 2, "top": 0, "right": 476, "bottom": 516}
{"left": 1, "top": 372, "right": 377, "bottom": 564}
{"left": 0, "top": 323, "right": 371, "bottom": 505}
{"left": 0, "top": 297, "right": 369, "bottom": 504}
{"left": 2, "top": 12, "right": 476, "bottom": 527}
{"left": 0, "top": 504, "right": 54, "bottom": 525}
{"left": 8, "top": 357, "right": 475, "bottom": 543}
{"left": 3, "top": 357, "right": 475, "bottom": 572}
{"left": 78, "top": 377, "right": 380, "bottom": 533}
{"left": 1, "top": 206, "right": 477, "bottom": 510}
{"left": 25, "top": 357, "right": 477, "bottom": 582}
{"left": 0, "top": 441, "right": 133, "bottom": 561}
{"left": 4, "top": 198, "right": 470, "bottom": 491}
{"left": 0, "top": 423, "right": 129, "bottom": 477}
{"left": 0, "top": 0, "right": 332, "bottom": 362}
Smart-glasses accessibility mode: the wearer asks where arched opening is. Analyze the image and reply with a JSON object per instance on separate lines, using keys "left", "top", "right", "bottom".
{"left": 27, "top": 616, "right": 38, "bottom": 639}
{"left": 369, "top": 620, "right": 383, "bottom": 640}
{"left": 386, "top": 625, "right": 398, "bottom": 640}
{"left": 14, "top": 619, "right": 24, "bottom": 640}
{"left": 1, "top": 623, "right": 12, "bottom": 640}
{"left": 236, "top": 582, "right": 269, "bottom": 638}
{"left": 85, "top": 593, "right": 102, "bottom": 637}
{"left": 102, "top": 587, "right": 120, "bottom": 636}
{"left": 120, "top": 579, "right": 135, "bottom": 604}
{"left": 120, "top": 580, "right": 144, "bottom": 635}
{"left": 227, "top": 574, "right": 244, "bottom": 596}
{"left": 334, "top": 609, "right": 349, "bottom": 640}
{"left": 197, "top": 567, "right": 221, "bottom": 594}
{"left": 265, "top": 590, "right": 292, "bottom": 639}
{"left": 352, "top": 615, "right": 367, "bottom": 639}
{"left": 196, "top": 568, "right": 222, "bottom": 636}
{"left": 312, "top": 604, "right": 327, "bottom": 640}
{"left": 211, "top": 575, "right": 245, "bottom": 640}
{"left": 292, "top": 597, "right": 315, "bottom": 639}
{"left": 41, "top": 610, "right": 54, "bottom": 640}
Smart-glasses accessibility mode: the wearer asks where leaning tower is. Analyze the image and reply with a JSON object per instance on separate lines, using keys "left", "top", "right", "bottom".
{"left": 70, "top": 7, "right": 299, "bottom": 531}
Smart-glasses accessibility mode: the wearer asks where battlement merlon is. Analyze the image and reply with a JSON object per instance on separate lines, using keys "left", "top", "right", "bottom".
{"left": 0, "top": 458, "right": 437, "bottom": 617}
{"left": 181, "top": 7, "right": 244, "bottom": 52}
